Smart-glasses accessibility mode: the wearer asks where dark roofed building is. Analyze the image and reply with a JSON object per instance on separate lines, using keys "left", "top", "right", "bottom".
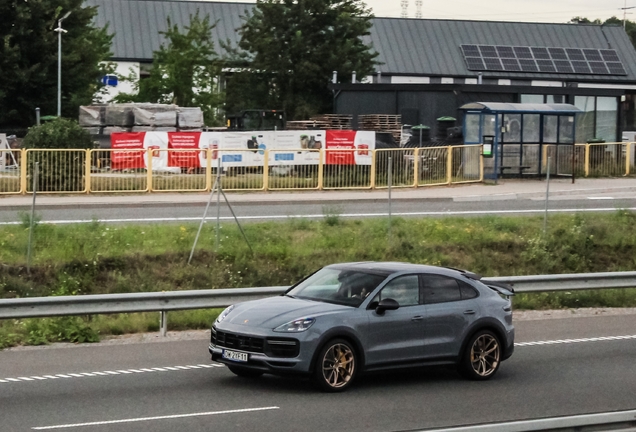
{"left": 87, "top": 0, "right": 636, "bottom": 144}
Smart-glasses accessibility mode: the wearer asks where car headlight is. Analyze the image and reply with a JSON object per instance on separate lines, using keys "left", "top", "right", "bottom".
{"left": 273, "top": 317, "right": 315, "bottom": 332}
{"left": 215, "top": 305, "right": 235, "bottom": 325}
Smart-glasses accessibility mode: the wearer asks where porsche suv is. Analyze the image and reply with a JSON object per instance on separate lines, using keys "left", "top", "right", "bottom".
{"left": 209, "top": 262, "right": 514, "bottom": 392}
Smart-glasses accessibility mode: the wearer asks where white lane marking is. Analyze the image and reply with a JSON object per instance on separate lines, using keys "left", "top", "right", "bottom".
{"left": 516, "top": 334, "right": 636, "bottom": 347}
{"left": 31, "top": 406, "right": 280, "bottom": 430}
{"left": 1, "top": 363, "right": 224, "bottom": 385}
{"left": 588, "top": 197, "right": 616, "bottom": 200}
{"left": 3, "top": 206, "right": 636, "bottom": 226}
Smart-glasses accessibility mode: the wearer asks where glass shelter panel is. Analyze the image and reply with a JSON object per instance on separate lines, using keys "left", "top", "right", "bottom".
{"left": 483, "top": 114, "right": 496, "bottom": 137}
{"left": 575, "top": 96, "right": 595, "bottom": 143}
{"left": 559, "top": 116, "right": 575, "bottom": 143}
{"left": 543, "top": 116, "right": 558, "bottom": 143}
{"left": 503, "top": 114, "right": 521, "bottom": 142}
{"left": 522, "top": 114, "right": 541, "bottom": 143}
{"left": 464, "top": 113, "right": 481, "bottom": 143}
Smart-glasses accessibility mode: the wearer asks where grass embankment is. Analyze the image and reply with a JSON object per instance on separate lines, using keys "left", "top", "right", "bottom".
{"left": 1, "top": 210, "right": 636, "bottom": 348}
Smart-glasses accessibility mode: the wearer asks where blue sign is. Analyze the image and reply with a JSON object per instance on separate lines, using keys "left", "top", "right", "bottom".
{"left": 275, "top": 153, "right": 295, "bottom": 161}
{"left": 222, "top": 154, "right": 243, "bottom": 163}
{"left": 258, "top": 143, "right": 267, "bottom": 155}
{"left": 101, "top": 75, "right": 118, "bottom": 86}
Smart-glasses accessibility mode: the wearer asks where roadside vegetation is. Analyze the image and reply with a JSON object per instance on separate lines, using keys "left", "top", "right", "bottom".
{"left": 1, "top": 210, "right": 636, "bottom": 348}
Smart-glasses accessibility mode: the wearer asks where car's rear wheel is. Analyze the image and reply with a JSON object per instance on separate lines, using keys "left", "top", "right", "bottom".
{"left": 227, "top": 365, "right": 264, "bottom": 378}
{"left": 459, "top": 330, "right": 501, "bottom": 380}
{"left": 313, "top": 339, "right": 357, "bottom": 392}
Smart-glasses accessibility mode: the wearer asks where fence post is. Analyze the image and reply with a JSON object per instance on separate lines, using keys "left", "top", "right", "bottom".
{"left": 263, "top": 149, "right": 269, "bottom": 191}
{"left": 370, "top": 150, "right": 376, "bottom": 189}
{"left": 318, "top": 149, "right": 324, "bottom": 190}
{"left": 20, "top": 149, "right": 27, "bottom": 194}
{"left": 447, "top": 146, "right": 453, "bottom": 185}
{"left": 146, "top": 148, "right": 153, "bottom": 192}
{"left": 413, "top": 148, "right": 419, "bottom": 187}
{"left": 205, "top": 148, "right": 212, "bottom": 192}
{"left": 584, "top": 144, "right": 590, "bottom": 177}
{"left": 479, "top": 146, "right": 485, "bottom": 182}
{"left": 85, "top": 149, "right": 92, "bottom": 193}
{"left": 626, "top": 143, "right": 631, "bottom": 176}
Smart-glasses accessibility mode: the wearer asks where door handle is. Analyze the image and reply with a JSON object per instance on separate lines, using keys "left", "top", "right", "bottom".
{"left": 411, "top": 316, "right": 424, "bottom": 321}
{"left": 463, "top": 310, "right": 476, "bottom": 315}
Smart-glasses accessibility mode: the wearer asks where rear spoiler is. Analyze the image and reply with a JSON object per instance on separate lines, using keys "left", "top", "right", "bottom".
{"left": 482, "top": 280, "right": 515, "bottom": 296}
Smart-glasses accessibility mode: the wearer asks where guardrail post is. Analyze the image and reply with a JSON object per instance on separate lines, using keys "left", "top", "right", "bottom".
{"left": 160, "top": 311, "right": 167, "bottom": 337}
{"left": 584, "top": 144, "right": 590, "bottom": 177}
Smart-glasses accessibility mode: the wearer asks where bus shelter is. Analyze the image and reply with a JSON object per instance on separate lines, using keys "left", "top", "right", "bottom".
{"left": 460, "top": 102, "right": 581, "bottom": 180}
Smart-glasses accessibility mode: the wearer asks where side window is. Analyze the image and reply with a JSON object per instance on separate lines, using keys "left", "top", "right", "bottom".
{"left": 422, "top": 275, "right": 461, "bottom": 304}
{"left": 374, "top": 275, "right": 420, "bottom": 307}
{"left": 458, "top": 280, "right": 479, "bottom": 299}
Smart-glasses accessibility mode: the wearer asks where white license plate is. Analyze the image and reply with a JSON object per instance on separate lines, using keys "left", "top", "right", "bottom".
{"left": 222, "top": 349, "right": 249, "bottom": 362}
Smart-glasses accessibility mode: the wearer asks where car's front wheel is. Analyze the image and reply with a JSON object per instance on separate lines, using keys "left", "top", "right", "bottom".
{"left": 459, "top": 330, "right": 501, "bottom": 380}
{"left": 313, "top": 339, "right": 357, "bottom": 392}
{"left": 227, "top": 365, "right": 264, "bottom": 378}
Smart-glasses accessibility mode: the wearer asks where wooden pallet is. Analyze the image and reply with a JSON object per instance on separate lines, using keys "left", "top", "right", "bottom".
{"left": 358, "top": 114, "right": 402, "bottom": 131}
{"left": 286, "top": 120, "right": 331, "bottom": 130}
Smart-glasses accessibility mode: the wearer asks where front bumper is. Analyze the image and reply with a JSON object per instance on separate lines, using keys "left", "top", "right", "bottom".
{"left": 209, "top": 343, "right": 309, "bottom": 374}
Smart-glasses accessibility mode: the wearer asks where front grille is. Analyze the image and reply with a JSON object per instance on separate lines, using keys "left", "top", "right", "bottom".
{"left": 212, "top": 327, "right": 265, "bottom": 353}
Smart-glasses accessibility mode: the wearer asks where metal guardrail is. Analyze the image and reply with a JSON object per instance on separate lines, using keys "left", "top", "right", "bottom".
{"left": 1, "top": 271, "right": 635, "bottom": 336}
{"left": 415, "top": 409, "right": 636, "bottom": 432}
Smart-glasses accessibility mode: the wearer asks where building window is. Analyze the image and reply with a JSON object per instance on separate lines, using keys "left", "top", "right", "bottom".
{"left": 574, "top": 96, "right": 618, "bottom": 142}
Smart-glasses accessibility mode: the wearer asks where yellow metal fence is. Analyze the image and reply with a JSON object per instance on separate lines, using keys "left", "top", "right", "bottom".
{"left": 1, "top": 143, "right": 630, "bottom": 195}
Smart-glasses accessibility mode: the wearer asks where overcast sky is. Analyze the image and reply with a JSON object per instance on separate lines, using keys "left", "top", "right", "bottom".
{"left": 218, "top": 0, "right": 633, "bottom": 23}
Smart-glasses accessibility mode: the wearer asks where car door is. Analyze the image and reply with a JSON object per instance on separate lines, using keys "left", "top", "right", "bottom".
{"left": 364, "top": 274, "right": 426, "bottom": 367}
{"left": 421, "top": 274, "right": 480, "bottom": 359}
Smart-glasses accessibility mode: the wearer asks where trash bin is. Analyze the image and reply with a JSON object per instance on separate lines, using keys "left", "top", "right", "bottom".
{"left": 411, "top": 125, "right": 430, "bottom": 146}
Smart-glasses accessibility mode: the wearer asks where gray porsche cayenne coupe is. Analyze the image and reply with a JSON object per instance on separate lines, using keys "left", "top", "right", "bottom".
{"left": 209, "top": 262, "right": 514, "bottom": 392}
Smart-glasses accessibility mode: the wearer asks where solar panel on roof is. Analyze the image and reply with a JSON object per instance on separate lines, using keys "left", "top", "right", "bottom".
{"left": 501, "top": 58, "right": 521, "bottom": 71}
{"left": 536, "top": 59, "right": 556, "bottom": 72}
{"left": 553, "top": 60, "right": 573, "bottom": 73}
{"left": 465, "top": 57, "right": 485, "bottom": 70}
{"left": 606, "top": 62, "right": 626, "bottom": 75}
{"left": 479, "top": 45, "right": 498, "bottom": 58}
{"left": 600, "top": 49, "right": 621, "bottom": 62}
{"left": 548, "top": 48, "right": 567, "bottom": 60}
{"left": 531, "top": 47, "right": 550, "bottom": 59}
{"left": 571, "top": 61, "right": 591, "bottom": 74}
{"left": 583, "top": 49, "right": 603, "bottom": 61}
{"left": 461, "top": 45, "right": 480, "bottom": 57}
{"left": 483, "top": 57, "right": 503, "bottom": 70}
{"left": 496, "top": 46, "right": 515, "bottom": 58}
{"left": 565, "top": 48, "right": 585, "bottom": 61}
{"left": 518, "top": 59, "right": 539, "bottom": 72}
{"left": 514, "top": 46, "right": 533, "bottom": 59}
{"left": 589, "top": 61, "right": 609, "bottom": 74}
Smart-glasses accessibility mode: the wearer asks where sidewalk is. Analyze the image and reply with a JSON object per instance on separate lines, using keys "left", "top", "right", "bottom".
{"left": 1, "top": 178, "right": 636, "bottom": 209}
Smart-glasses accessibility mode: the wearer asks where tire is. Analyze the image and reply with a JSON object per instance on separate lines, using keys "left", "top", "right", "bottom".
{"left": 227, "top": 365, "right": 264, "bottom": 378}
{"left": 313, "top": 339, "right": 357, "bottom": 392}
{"left": 459, "top": 330, "right": 501, "bottom": 380}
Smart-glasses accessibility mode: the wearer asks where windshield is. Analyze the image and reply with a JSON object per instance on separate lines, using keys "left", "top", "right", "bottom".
{"left": 287, "top": 267, "right": 387, "bottom": 307}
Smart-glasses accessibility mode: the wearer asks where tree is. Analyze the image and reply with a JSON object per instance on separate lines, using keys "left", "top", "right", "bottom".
{"left": 115, "top": 12, "right": 224, "bottom": 126}
{"left": 0, "top": 0, "right": 113, "bottom": 129}
{"left": 236, "top": 0, "right": 379, "bottom": 120}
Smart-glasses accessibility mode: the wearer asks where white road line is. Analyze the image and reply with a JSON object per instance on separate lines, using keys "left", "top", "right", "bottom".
{"left": 1, "top": 363, "right": 225, "bottom": 385}
{"left": 516, "top": 334, "right": 636, "bottom": 347}
{"left": 3, "top": 207, "right": 636, "bottom": 226}
{"left": 588, "top": 197, "right": 616, "bottom": 200}
{"left": 31, "top": 406, "right": 280, "bottom": 430}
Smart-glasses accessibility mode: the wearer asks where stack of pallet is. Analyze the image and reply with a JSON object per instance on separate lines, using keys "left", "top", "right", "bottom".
{"left": 286, "top": 120, "right": 331, "bottom": 130}
{"left": 309, "top": 114, "right": 352, "bottom": 130}
{"left": 358, "top": 114, "right": 402, "bottom": 143}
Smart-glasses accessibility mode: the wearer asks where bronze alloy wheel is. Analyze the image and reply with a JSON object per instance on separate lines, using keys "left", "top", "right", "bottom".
{"left": 470, "top": 333, "right": 500, "bottom": 377}
{"left": 315, "top": 339, "right": 357, "bottom": 391}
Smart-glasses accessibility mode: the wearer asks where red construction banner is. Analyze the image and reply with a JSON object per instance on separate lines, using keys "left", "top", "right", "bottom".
{"left": 325, "top": 130, "right": 356, "bottom": 165}
{"left": 167, "top": 132, "right": 201, "bottom": 168}
{"left": 111, "top": 132, "right": 145, "bottom": 170}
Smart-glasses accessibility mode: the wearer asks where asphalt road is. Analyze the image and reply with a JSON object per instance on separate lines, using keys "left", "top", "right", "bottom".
{"left": 1, "top": 313, "right": 635, "bottom": 432}
{"left": 0, "top": 192, "right": 635, "bottom": 225}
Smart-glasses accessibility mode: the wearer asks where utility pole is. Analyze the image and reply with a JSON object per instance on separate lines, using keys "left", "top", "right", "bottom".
{"left": 621, "top": 0, "right": 635, "bottom": 29}
{"left": 54, "top": 11, "right": 71, "bottom": 117}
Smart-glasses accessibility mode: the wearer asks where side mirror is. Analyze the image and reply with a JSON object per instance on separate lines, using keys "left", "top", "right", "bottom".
{"left": 375, "top": 298, "right": 400, "bottom": 315}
